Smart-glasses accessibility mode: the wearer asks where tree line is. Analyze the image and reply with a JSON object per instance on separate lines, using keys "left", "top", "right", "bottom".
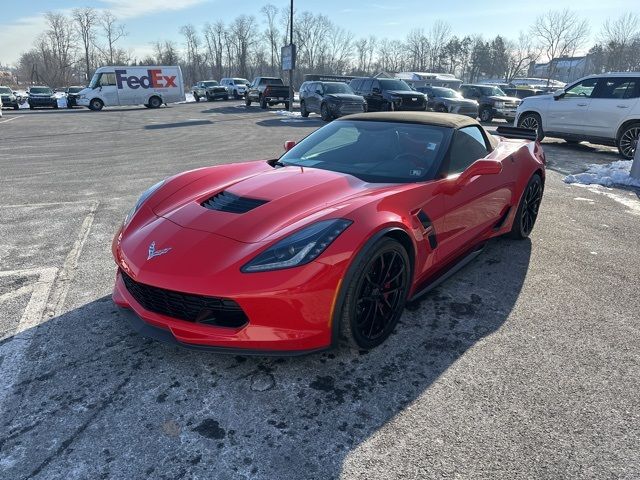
{"left": 13, "top": 7, "right": 640, "bottom": 89}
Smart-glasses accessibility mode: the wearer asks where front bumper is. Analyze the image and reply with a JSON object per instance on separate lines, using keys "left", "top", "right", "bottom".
{"left": 28, "top": 98, "right": 57, "bottom": 107}
{"left": 0, "top": 97, "right": 18, "bottom": 108}
{"left": 493, "top": 107, "right": 518, "bottom": 119}
{"left": 329, "top": 102, "right": 366, "bottom": 117}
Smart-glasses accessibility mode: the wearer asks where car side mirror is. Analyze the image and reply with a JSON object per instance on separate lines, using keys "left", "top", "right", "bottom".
{"left": 284, "top": 140, "right": 296, "bottom": 152}
{"left": 455, "top": 160, "right": 502, "bottom": 187}
{"left": 553, "top": 89, "right": 565, "bottom": 100}
{"left": 315, "top": 89, "right": 322, "bottom": 95}
{"left": 372, "top": 87, "right": 381, "bottom": 94}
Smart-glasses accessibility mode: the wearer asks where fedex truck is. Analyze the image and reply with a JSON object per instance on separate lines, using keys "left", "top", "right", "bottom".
{"left": 77, "top": 66, "right": 185, "bottom": 111}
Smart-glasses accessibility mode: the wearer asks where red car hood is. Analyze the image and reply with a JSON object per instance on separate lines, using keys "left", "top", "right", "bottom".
{"left": 153, "top": 165, "right": 375, "bottom": 243}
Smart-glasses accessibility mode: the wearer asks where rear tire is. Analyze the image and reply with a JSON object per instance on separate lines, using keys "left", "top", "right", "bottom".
{"left": 88, "top": 98, "right": 103, "bottom": 111}
{"left": 245, "top": 97, "right": 252, "bottom": 107}
{"left": 508, "top": 173, "right": 543, "bottom": 240}
{"left": 260, "top": 96, "right": 267, "bottom": 109}
{"left": 284, "top": 101, "right": 290, "bottom": 110}
{"left": 148, "top": 96, "right": 162, "bottom": 108}
{"left": 339, "top": 238, "right": 411, "bottom": 351}
{"left": 617, "top": 122, "right": 640, "bottom": 159}
{"left": 517, "top": 112, "right": 544, "bottom": 141}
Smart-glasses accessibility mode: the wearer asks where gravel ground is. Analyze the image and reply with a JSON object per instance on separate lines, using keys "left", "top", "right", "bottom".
{"left": 0, "top": 102, "right": 638, "bottom": 480}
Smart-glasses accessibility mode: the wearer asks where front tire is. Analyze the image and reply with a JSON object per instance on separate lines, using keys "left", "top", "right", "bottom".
{"left": 320, "top": 103, "right": 332, "bottom": 122}
{"left": 260, "top": 96, "right": 267, "bottom": 109}
{"left": 88, "top": 98, "right": 104, "bottom": 111}
{"left": 617, "top": 122, "right": 640, "bottom": 159}
{"left": 245, "top": 97, "right": 252, "bottom": 107}
{"left": 194, "top": 93, "right": 200, "bottom": 102}
{"left": 340, "top": 238, "right": 411, "bottom": 350}
{"left": 508, "top": 173, "right": 543, "bottom": 240}
{"left": 479, "top": 106, "right": 493, "bottom": 122}
{"left": 300, "top": 100, "right": 309, "bottom": 117}
{"left": 518, "top": 112, "right": 544, "bottom": 141}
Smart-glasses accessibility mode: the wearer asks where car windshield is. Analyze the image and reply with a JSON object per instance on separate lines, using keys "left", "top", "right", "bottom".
{"left": 30, "top": 87, "right": 52, "bottom": 94}
{"left": 379, "top": 79, "right": 412, "bottom": 91}
{"left": 264, "top": 78, "right": 283, "bottom": 85}
{"left": 203, "top": 81, "right": 218, "bottom": 87}
{"left": 433, "top": 87, "right": 462, "bottom": 99}
{"left": 234, "top": 79, "right": 249, "bottom": 85}
{"left": 324, "top": 83, "right": 354, "bottom": 94}
{"left": 0, "top": 87, "right": 12, "bottom": 94}
{"left": 279, "top": 120, "right": 451, "bottom": 183}
{"left": 67, "top": 87, "right": 83, "bottom": 93}
{"left": 479, "top": 86, "right": 506, "bottom": 96}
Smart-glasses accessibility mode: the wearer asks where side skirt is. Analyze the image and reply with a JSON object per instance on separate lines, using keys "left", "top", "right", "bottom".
{"left": 408, "top": 244, "right": 486, "bottom": 302}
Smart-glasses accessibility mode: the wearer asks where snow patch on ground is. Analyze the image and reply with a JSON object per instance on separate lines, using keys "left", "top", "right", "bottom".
{"left": 274, "top": 109, "right": 302, "bottom": 117}
{"left": 564, "top": 160, "right": 640, "bottom": 188}
{"left": 176, "top": 93, "right": 195, "bottom": 104}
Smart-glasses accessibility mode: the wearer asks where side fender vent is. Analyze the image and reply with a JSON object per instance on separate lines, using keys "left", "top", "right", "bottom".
{"left": 417, "top": 210, "right": 438, "bottom": 249}
{"left": 202, "top": 191, "right": 268, "bottom": 214}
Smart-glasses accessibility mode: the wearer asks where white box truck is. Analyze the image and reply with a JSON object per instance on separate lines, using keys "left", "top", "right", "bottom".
{"left": 77, "top": 66, "right": 185, "bottom": 111}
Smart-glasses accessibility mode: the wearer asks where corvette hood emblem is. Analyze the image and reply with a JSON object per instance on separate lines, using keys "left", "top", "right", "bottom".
{"left": 147, "top": 241, "right": 172, "bottom": 260}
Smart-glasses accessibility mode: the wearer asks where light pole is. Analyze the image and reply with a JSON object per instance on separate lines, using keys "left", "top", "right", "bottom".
{"left": 288, "top": 0, "right": 294, "bottom": 112}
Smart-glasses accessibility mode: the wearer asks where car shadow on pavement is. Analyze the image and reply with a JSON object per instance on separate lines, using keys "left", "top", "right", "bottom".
{"left": 256, "top": 118, "right": 323, "bottom": 128}
{"left": 0, "top": 237, "right": 531, "bottom": 480}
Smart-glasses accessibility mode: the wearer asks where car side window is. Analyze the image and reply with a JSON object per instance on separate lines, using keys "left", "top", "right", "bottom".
{"left": 350, "top": 79, "right": 361, "bottom": 92}
{"left": 447, "top": 126, "right": 489, "bottom": 175}
{"left": 564, "top": 78, "right": 598, "bottom": 98}
{"left": 99, "top": 73, "right": 116, "bottom": 86}
{"left": 362, "top": 79, "right": 373, "bottom": 93}
{"left": 593, "top": 77, "right": 639, "bottom": 99}
{"left": 372, "top": 80, "right": 380, "bottom": 91}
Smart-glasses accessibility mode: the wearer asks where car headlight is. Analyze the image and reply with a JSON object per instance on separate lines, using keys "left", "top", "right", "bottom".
{"left": 494, "top": 101, "right": 505, "bottom": 108}
{"left": 242, "top": 219, "right": 352, "bottom": 272}
{"left": 123, "top": 180, "right": 164, "bottom": 226}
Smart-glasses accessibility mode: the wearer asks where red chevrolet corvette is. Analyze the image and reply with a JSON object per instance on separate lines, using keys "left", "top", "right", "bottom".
{"left": 112, "top": 112, "right": 545, "bottom": 354}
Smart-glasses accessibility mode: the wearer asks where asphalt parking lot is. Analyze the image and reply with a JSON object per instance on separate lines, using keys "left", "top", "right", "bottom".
{"left": 1, "top": 101, "right": 639, "bottom": 480}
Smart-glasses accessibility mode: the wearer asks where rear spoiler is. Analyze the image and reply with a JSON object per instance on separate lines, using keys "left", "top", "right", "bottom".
{"left": 495, "top": 126, "right": 538, "bottom": 142}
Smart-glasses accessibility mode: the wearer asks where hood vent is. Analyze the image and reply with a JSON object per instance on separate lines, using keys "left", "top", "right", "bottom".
{"left": 201, "top": 190, "right": 268, "bottom": 214}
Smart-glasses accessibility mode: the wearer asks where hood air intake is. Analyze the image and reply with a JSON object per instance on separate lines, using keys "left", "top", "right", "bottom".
{"left": 201, "top": 190, "right": 268, "bottom": 214}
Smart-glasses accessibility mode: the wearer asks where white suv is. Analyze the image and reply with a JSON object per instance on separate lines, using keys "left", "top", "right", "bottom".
{"left": 220, "top": 78, "right": 250, "bottom": 99}
{"left": 515, "top": 72, "right": 640, "bottom": 158}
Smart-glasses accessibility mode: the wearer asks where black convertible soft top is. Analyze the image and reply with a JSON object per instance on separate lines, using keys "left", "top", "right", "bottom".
{"left": 340, "top": 111, "right": 480, "bottom": 129}
{"left": 339, "top": 111, "right": 499, "bottom": 149}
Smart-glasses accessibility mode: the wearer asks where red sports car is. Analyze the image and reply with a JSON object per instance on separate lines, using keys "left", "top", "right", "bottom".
{"left": 112, "top": 112, "right": 545, "bottom": 354}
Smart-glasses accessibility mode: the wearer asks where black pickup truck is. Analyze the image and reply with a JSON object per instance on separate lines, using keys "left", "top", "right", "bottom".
{"left": 245, "top": 77, "right": 290, "bottom": 109}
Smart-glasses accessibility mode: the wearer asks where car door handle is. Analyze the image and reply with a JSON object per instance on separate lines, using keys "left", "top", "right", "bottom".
{"left": 577, "top": 103, "right": 588, "bottom": 107}
{"left": 616, "top": 105, "right": 629, "bottom": 108}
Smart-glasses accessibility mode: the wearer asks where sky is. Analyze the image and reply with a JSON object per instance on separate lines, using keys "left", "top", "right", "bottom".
{"left": 0, "top": 0, "right": 632, "bottom": 67}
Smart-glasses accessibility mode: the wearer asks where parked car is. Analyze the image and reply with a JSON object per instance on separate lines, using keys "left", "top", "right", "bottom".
{"left": 220, "top": 78, "right": 250, "bottom": 99}
{"left": 27, "top": 86, "right": 58, "bottom": 110}
{"left": 192, "top": 80, "right": 228, "bottom": 102}
{"left": 299, "top": 81, "right": 366, "bottom": 121}
{"left": 416, "top": 86, "right": 478, "bottom": 117}
{"left": 515, "top": 72, "right": 640, "bottom": 159}
{"left": 0, "top": 86, "right": 19, "bottom": 110}
{"left": 112, "top": 112, "right": 545, "bottom": 352}
{"left": 459, "top": 84, "right": 521, "bottom": 122}
{"left": 502, "top": 87, "right": 544, "bottom": 100}
{"left": 64, "top": 86, "right": 85, "bottom": 108}
{"left": 77, "top": 66, "right": 185, "bottom": 111}
{"left": 245, "top": 77, "right": 290, "bottom": 109}
{"left": 350, "top": 77, "right": 427, "bottom": 111}
{"left": 0, "top": 96, "right": 2, "bottom": 116}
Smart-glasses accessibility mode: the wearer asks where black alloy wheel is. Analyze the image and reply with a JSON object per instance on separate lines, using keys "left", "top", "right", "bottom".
{"left": 509, "top": 173, "right": 543, "bottom": 239}
{"left": 479, "top": 106, "right": 493, "bottom": 122}
{"left": 341, "top": 238, "right": 411, "bottom": 350}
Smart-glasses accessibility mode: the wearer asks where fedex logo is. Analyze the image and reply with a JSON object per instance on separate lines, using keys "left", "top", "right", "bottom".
{"left": 115, "top": 69, "right": 177, "bottom": 90}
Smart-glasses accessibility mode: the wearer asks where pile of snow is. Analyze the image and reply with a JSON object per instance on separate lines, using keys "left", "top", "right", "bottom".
{"left": 564, "top": 160, "right": 640, "bottom": 188}
{"left": 176, "top": 93, "right": 196, "bottom": 104}
{"left": 274, "top": 109, "right": 302, "bottom": 117}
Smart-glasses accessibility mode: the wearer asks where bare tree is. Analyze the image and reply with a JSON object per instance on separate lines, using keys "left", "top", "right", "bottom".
{"left": 228, "top": 15, "right": 258, "bottom": 79}
{"left": 599, "top": 13, "right": 640, "bottom": 71}
{"left": 203, "top": 21, "right": 226, "bottom": 78}
{"left": 504, "top": 32, "right": 539, "bottom": 82}
{"left": 72, "top": 7, "right": 97, "bottom": 82}
{"left": 428, "top": 20, "right": 452, "bottom": 71}
{"left": 261, "top": 4, "right": 280, "bottom": 75}
{"left": 98, "top": 11, "right": 127, "bottom": 65}
{"left": 180, "top": 24, "right": 204, "bottom": 85}
{"left": 531, "top": 9, "right": 589, "bottom": 85}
